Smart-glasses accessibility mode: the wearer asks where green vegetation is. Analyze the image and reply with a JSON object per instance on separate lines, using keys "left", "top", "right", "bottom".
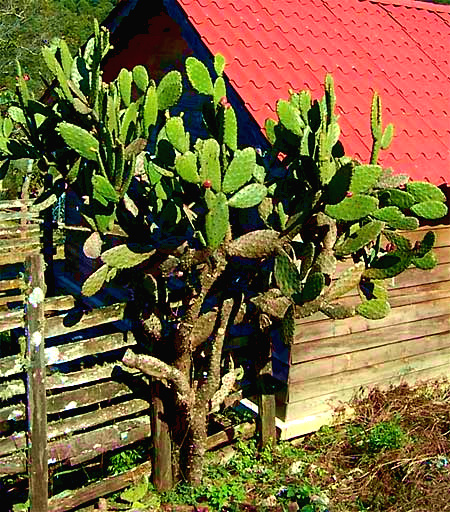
{"left": 0, "top": 0, "right": 117, "bottom": 101}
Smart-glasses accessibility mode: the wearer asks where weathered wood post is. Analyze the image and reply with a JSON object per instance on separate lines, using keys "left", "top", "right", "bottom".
{"left": 25, "top": 253, "right": 48, "bottom": 512}
{"left": 41, "top": 173, "right": 55, "bottom": 296}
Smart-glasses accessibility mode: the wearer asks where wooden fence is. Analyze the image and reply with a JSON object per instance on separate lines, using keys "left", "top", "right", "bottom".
{"left": 0, "top": 200, "right": 258, "bottom": 512}
{"left": 274, "top": 224, "right": 450, "bottom": 439}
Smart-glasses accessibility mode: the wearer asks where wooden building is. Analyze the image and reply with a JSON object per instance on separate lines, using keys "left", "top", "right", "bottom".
{"left": 68, "top": 0, "right": 450, "bottom": 439}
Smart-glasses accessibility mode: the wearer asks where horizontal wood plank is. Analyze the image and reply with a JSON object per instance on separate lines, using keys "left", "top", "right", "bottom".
{"left": 286, "top": 345, "right": 450, "bottom": 403}
{"left": 291, "top": 314, "right": 450, "bottom": 364}
{"left": 290, "top": 331, "right": 450, "bottom": 383}
{"left": 45, "top": 332, "right": 136, "bottom": 366}
{"left": 45, "top": 302, "right": 127, "bottom": 338}
{"left": 294, "top": 297, "right": 449, "bottom": 343}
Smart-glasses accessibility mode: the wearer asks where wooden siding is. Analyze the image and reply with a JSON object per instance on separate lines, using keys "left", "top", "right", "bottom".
{"left": 276, "top": 224, "right": 450, "bottom": 440}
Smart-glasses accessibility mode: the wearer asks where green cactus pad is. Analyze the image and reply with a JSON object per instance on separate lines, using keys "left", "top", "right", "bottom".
{"left": 132, "top": 65, "right": 149, "bottom": 92}
{"left": 101, "top": 244, "right": 155, "bottom": 269}
{"left": 143, "top": 84, "right": 158, "bottom": 132}
{"left": 410, "top": 201, "right": 448, "bottom": 220}
{"left": 213, "top": 77, "right": 227, "bottom": 106}
{"left": 412, "top": 250, "right": 438, "bottom": 270}
{"left": 157, "top": 70, "right": 182, "bottom": 110}
{"left": 92, "top": 175, "right": 119, "bottom": 204}
{"left": 264, "top": 119, "right": 277, "bottom": 145}
{"left": 58, "top": 38, "right": 73, "bottom": 79}
{"left": 320, "top": 302, "right": 355, "bottom": 319}
{"left": 364, "top": 250, "right": 412, "bottom": 279}
{"left": 82, "top": 264, "right": 109, "bottom": 296}
{"left": 175, "top": 151, "right": 200, "bottom": 184}
{"left": 214, "top": 54, "right": 226, "bottom": 76}
{"left": 42, "top": 47, "right": 73, "bottom": 101}
{"left": 383, "top": 189, "right": 415, "bottom": 209}
{"left": 325, "top": 195, "right": 379, "bottom": 221}
{"left": 222, "top": 148, "right": 255, "bottom": 193}
{"left": 357, "top": 298, "right": 390, "bottom": 320}
{"left": 335, "top": 220, "right": 384, "bottom": 256}
{"left": 326, "top": 262, "right": 365, "bottom": 301}
{"left": 165, "top": 117, "right": 189, "bottom": 154}
{"left": 226, "top": 230, "right": 281, "bottom": 259}
{"left": 280, "top": 305, "right": 295, "bottom": 346}
{"left": 297, "top": 241, "right": 315, "bottom": 280}
{"left": 57, "top": 122, "right": 99, "bottom": 160}
{"left": 383, "top": 231, "right": 412, "bottom": 252}
{"left": 274, "top": 253, "right": 302, "bottom": 298}
{"left": 205, "top": 192, "right": 229, "bottom": 249}
{"left": 298, "top": 90, "right": 312, "bottom": 121}
{"left": 372, "top": 206, "right": 419, "bottom": 230}
{"left": 380, "top": 123, "right": 394, "bottom": 150}
{"left": 350, "top": 165, "right": 383, "bottom": 194}
{"left": 276, "top": 99, "right": 304, "bottom": 136}
{"left": 228, "top": 183, "right": 267, "bottom": 209}
{"left": 301, "top": 272, "right": 325, "bottom": 303}
{"left": 118, "top": 68, "right": 132, "bottom": 107}
{"left": 199, "top": 138, "right": 221, "bottom": 191}
{"left": 251, "top": 289, "right": 291, "bottom": 319}
{"left": 223, "top": 106, "right": 238, "bottom": 151}
{"left": 186, "top": 57, "right": 214, "bottom": 96}
{"left": 119, "top": 102, "right": 138, "bottom": 144}
{"left": 258, "top": 197, "right": 273, "bottom": 225}
{"left": 312, "top": 249, "right": 337, "bottom": 276}
{"left": 8, "top": 106, "right": 26, "bottom": 126}
{"left": 413, "top": 231, "right": 435, "bottom": 258}
{"left": 324, "top": 74, "right": 336, "bottom": 120}
{"left": 406, "top": 181, "right": 446, "bottom": 203}
{"left": 370, "top": 92, "right": 382, "bottom": 140}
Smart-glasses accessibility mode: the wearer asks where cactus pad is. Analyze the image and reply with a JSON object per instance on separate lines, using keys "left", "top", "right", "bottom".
{"left": 214, "top": 54, "right": 226, "bottom": 76}
{"left": 199, "top": 138, "right": 221, "bottom": 192}
{"left": 280, "top": 304, "right": 295, "bottom": 346}
{"left": 205, "top": 191, "right": 229, "bottom": 249}
{"left": 364, "top": 249, "right": 412, "bottom": 279}
{"left": 410, "top": 201, "right": 448, "bottom": 220}
{"left": 372, "top": 206, "right": 419, "bottom": 230}
{"left": 226, "top": 229, "right": 281, "bottom": 259}
{"left": 325, "top": 195, "right": 379, "bottom": 221}
{"left": 175, "top": 151, "right": 200, "bottom": 184}
{"left": 326, "top": 262, "right": 365, "bottom": 301}
{"left": 83, "top": 231, "right": 102, "bottom": 259}
{"left": 213, "top": 77, "right": 227, "bottom": 106}
{"left": 223, "top": 106, "right": 238, "bottom": 151}
{"left": 413, "top": 231, "right": 435, "bottom": 258}
{"left": 380, "top": 123, "right": 394, "bottom": 150}
{"left": 132, "top": 65, "right": 149, "bottom": 92}
{"left": 276, "top": 99, "right": 304, "bottom": 136}
{"left": 222, "top": 148, "right": 255, "bottom": 194}
{"left": 383, "top": 189, "right": 415, "bottom": 209}
{"left": 82, "top": 264, "right": 109, "bottom": 296}
{"left": 228, "top": 183, "right": 267, "bottom": 209}
{"left": 101, "top": 245, "right": 155, "bottom": 269}
{"left": 143, "top": 84, "right": 158, "bottom": 132}
{"left": 186, "top": 57, "right": 214, "bottom": 96}
{"left": 57, "top": 122, "right": 99, "bottom": 160}
{"left": 165, "top": 116, "right": 189, "bottom": 154}
{"left": 156, "top": 70, "right": 182, "bottom": 110}
{"left": 406, "top": 182, "right": 446, "bottom": 203}
{"left": 301, "top": 272, "right": 325, "bottom": 302}
{"left": 274, "top": 253, "right": 302, "bottom": 298}
{"left": 357, "top": 298, "right": 390, "bottom": 320}
{"left": 118, "top": 68, "right": 132, "bottom": 107}
{"left": 92, "top": 175, "right": 119, "bottom": 203}
{"left": 320, "top": 302, "right": 355, "bottom": 320}
{"left": 335, "top": 220, "right": 384, "bottom": 256}
{"left": 350, "top": 165, "right": 383, "bottom": 194}
{"left": 412, "top": 250, "right": 438, "bottom": 270}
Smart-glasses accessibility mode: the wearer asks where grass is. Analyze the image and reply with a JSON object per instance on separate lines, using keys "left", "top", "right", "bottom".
{"left": 106, "top": 379, "right": 449, "bottom": 511}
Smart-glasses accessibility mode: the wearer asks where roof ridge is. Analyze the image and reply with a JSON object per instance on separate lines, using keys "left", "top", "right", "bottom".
{"left": 364, "top": 0, "right": 450, "bottom": 14}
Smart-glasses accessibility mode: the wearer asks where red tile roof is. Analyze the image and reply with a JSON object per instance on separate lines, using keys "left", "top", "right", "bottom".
{"left": 176, "top": 0, "right": 450, "bottom": 185}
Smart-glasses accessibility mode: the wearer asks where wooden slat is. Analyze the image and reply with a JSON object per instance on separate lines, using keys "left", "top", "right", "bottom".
{"left": 0, "top": 279, "right": 22, "bottom": 292}
{"left": 0, "top": 355, "right": 25, "bottom": 379}
{"left": 283, "top": 362, "right": 450, "bottom": 424}
{"left": 0, "top": 378, "right": 26, "bottom": 400}
{"left": 0, "top": 246, "right": 41, "bottom": 266}
{"left": 46, "top": 363, "right": 139, "bottom": 391}
{"left": 47, "top": 379, "right": 139, "bottom": 415}
{"left": 0, "top": 225, "right": 40, "bottom": 239}
{"left": 0, "top": 400, "right": 150, "bottom": 458}
{"left": 47, "top": 461, "right": 153, "bottom": 512}
{"left": 291, "top": 313, "right": 450, "bottom": 364}
{"left": 45, "top": 303, "right": 127, "bottom": 338}
{"left": 290, "top": 331, "right": 450, "bottom": 383}
{"left": 47, "top": 415, "right": 151, "bottom": 467}
{"left": 286, "top": 345, "right": 450, "bottom": 403}
{"left": 0, "top": 237, "right": 41, "bottom": 250}
{"left": 0, "top": 200, "right": 34, "bottom": 209}
{"left": 294, "top": 297, "right": 449, "bottom": 343}
{"left": 45, "top": 332, "right": 136, "bottom": 366}
{"left": 0, "top": 403, "right": 26, "bottom": 424}
{"left": 0, "top": 294, "right": 24, "bottom": 306}
{"left": 44, "top": 295, "right": 76, "bottom": 313}
{"left": 0, "top": 451, "right": 26, "bottom": 475}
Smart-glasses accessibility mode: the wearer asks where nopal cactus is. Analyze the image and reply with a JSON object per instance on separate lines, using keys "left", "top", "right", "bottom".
{"left": 2, "top": 27, "right": 446, "bottom": 490}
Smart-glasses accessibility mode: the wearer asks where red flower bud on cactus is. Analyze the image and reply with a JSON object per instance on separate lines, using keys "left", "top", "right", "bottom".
{"left": 385, "top": 242, "right": 396, "bottom": 253}
{"left": 219, "top": 96, "right": 228, "bottom": 107}
{"left": 346, "top": 191, "right": 353, "bottom": 197}
{"left": 23, "top": 74, "right": 30, "bottom": 81}
{"left": 202, "top": 179, "right": 212, "bottom": 189}
{"left": 414, "top": 241, "right": 421, "bottom": 251}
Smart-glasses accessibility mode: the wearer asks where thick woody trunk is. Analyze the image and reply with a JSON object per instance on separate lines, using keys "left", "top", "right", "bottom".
{"left": 185, "top": 404, "right": 208, "bottom": 486}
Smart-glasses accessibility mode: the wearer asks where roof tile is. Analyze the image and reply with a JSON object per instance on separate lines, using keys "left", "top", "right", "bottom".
{"left": 177, "top": 0, "right": 450, "bottom": 185}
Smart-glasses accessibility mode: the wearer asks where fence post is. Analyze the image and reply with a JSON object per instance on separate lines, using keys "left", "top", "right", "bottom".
{"left": 25, "top": 253, "right": 48, "bottom": 512}
{"left": 257, "top": 358, "right": 277, "bottom": 448}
